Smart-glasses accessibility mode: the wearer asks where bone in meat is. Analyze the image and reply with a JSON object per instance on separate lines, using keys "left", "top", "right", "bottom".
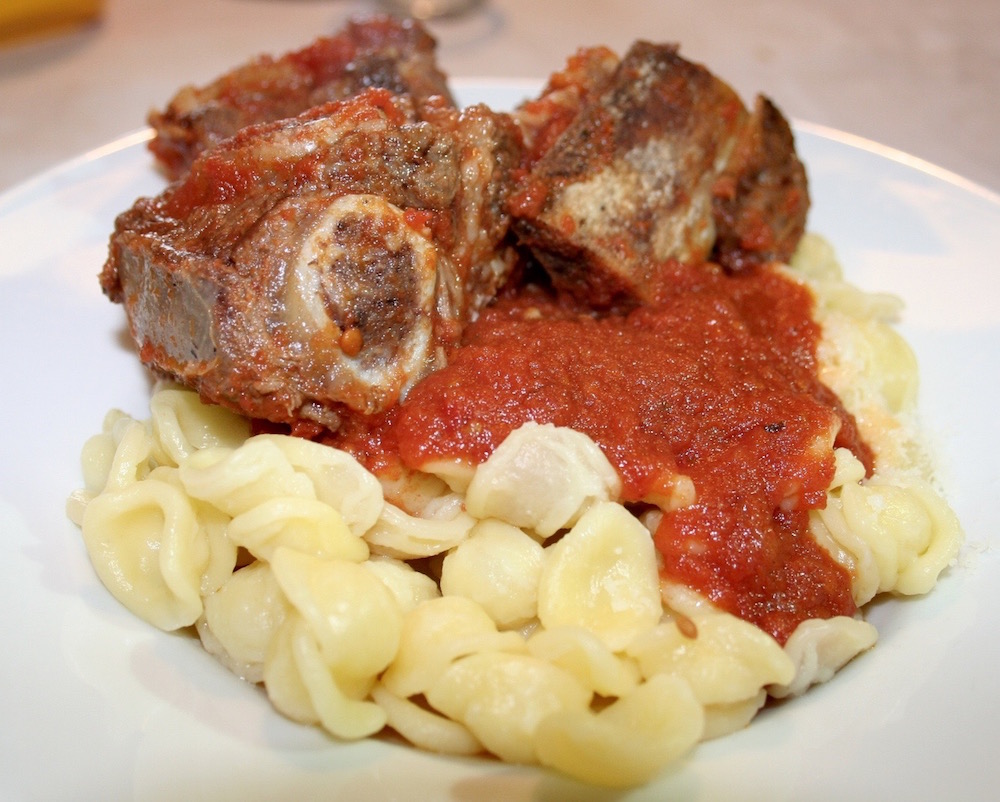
{"left": 101, "top": 88, "right": 522, "bottom": 432}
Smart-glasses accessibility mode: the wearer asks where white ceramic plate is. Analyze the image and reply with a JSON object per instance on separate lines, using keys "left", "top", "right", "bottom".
{"left": 1, "top": 81, "right": 998, "bottom": 801}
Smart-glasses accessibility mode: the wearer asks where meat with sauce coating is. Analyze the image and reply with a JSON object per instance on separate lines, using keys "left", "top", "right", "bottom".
{"left": 147, "top": 14, "right": 455, "bottom": 179}
{"left": 509, "top": 41, "right": 809, "bottom": 307}
{"left": 101, "top": 88, "right": 522, "bottom": 432}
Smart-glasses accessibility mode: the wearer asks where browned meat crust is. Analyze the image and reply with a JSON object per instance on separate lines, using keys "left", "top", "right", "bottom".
{"left": 511, "top": 46, "right": 621, "bottom": 170}
{"left": 147, "top": 15, "right": 455, "bottom": 180}
{"left": 508, "top": 41, "right": 809, "bottom": 307}
{"left": 710, "top": 95, "right": 810, "bottom": 273}
{"left": 102, "top": 89, "right": 522, "bottom": 431}
{"left": 101, "top": 32, "right": 813, "bottom": 437}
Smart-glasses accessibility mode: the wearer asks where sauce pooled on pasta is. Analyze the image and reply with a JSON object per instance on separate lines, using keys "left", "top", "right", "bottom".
{"left": 332, "top": 260, "right": 871, "bottom": 644}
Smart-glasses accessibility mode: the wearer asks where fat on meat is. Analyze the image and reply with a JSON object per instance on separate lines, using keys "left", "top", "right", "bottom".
{"left": 509, "top": 41, "right": 809, "bottom": 307}
{"left": 101, "top": 88, "right": 522, "bottom": 432}
{"left": 148, "top": 15, "right": 455, "bottom": 180}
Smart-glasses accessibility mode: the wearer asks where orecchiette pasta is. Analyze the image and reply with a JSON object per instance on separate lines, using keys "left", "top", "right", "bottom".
{"left": 537, "top": 501, "right": 663, "bottom": 652}
{"left": 440, "top": 519, "right": 544, "bottom": 628}
{"left": 254, "top": 434, "right": 384, "bottom": 537}
{"left": 70, "top": 233, "right": 963, "bottom": 788}
{"left": 149, "top": 384, "right": 251, "bottom": 466}
{"left": 770, "top": 615, "right": 878, "bottom": 698}
{"left": 197, "top": 559, "right": 289, "bottom": 683}
{"left": 363, "top": 497, "right": 476, "bottom": 559}
{"left": 81, "top": 477, "right": 210, "bottom": 631}
{"left": 226, "top": 496, "right": 370, "bottom": 563}
{"left": 464, "top": 422, "right": 621, "bottom": 538}
{"left": 425, "top": 650, "right": 592, "bottom": 765}
{"left": 626, "top": 612, "right": 795, "bottom": 709}
{"left": 533, "top": 673, "right": 704, "bottom": 788}
{"left": 380, "top": 595, "right": 526, "bottom": 698}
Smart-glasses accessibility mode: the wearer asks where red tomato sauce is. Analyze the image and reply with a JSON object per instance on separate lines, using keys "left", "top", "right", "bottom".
{"left": 331, "top": 261, "right": 870, "bottom": 643}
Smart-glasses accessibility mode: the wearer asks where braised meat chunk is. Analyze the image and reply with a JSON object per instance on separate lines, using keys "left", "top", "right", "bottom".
{"left": 148, "top": 15, "right": 455, "bottom": 179}
{"left": 102, "top": 89, "right": 522, "bottom": 432}
{"left": 710, "top": 95, "right": 810, "bottom": 273}
{"left": 509, "top": 41, "right": 809, "bottom": 307}
{"left": 511, "top": 45, "right": 621, "bottom": 170}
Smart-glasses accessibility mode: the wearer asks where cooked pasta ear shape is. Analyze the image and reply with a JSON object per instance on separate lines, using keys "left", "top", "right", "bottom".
{"left": 179, "top": 440, "right": 316, "bottom": 517}
{"left": 815, "top": 451, "right": 962, "bottom": 604}
{"left": 533, "top": 673, "right": 704, "bottom": 788}
{"left": 370, "top": 682, "right": 483, "bottom": 756}
{"left": 363, "top": 496, "right": 476, "bottom": 559}
{"left": 198, "top": 560, "right": 290, "bottom": 684}
{"left": 255, "top": 434, "right": 384, "bottom": 536}
{"left": 361, "top": 555, "right": 441, "bottom": 614}
{"left": 268, "top": 548, "right": 402, "bottom": 682}
{"left": 81, "top": 477, "right": 208, "bottom": 631}
{"left": 464, "top": 423, "right": 622, "bottom": 538}
{"left": 537, "top": 501, "right": 662, "bottom": 652}
{"left": 148, "top": 465, "right": 237, "bottom": 596}
{"left": 101, "top": 415, "right": 155, "bottom": 493}
{"left": 425, "top": 651, "right": 592, "bottom": 765}
{"left": 380, "top": 595, "right": 526, "bottom": 698}
{"left": 226, "top": 496, "right": 369, "bottom": 563}
{"left": 838, "top": 478, "right": 962, "bottom": 595}
{"left": 440, "top": 519, "right": 544, "bottom": 628}
{"left": 526, "top": 625, "right": 640, "bottom": 698}
{"left": 627, "top": 613, "right": 795, "bottom": 707}
{"left": 149, "top": 382, "right": 251, "bottom": 466}
{"left": 263, "top": 613, "right": 387, "bottom": 740}
{"left": 770, "top": 616, "right": 878, "bottom": 698}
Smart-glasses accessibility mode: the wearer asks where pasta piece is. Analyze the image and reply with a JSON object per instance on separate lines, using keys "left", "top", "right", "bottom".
{"left": 268, "top": 548, "right": 402, "bottom": 682}
{"left": 526, "top": 625, "right": 640, "bottom": 698}
{"left": 255, "top": 434, "right": 384, "bottom": 537}
{"left": 464, "top": 422, "right": 622, "bottom": 538}
{"left": 770, "top": 616, "right": 878, "bottom": 698}
{"left": 537, "top": 501, "right": 662, "bottom": 652}
{"left": 819, "top": 314, "right": 918, "bottom": 415}
{"left": 791, "top": 234, "right": 904, "bottom": 323}
{"left": 817, "top": 471, "right": 962, "bottom": 603}
{"left": 363, "top": 497, "right": 475, "bottom": 559}
{"left": 81, "top": 477, "right": 208, "bottom": 631}
{"left": 380, "top": 595, "right": 526, "bottom": 698}
{"left": 362, "top": 555, "right": 441, "bottom": 614}
{"left": 701, "top": 692, "right": 767, "bottom": 740}
{"left": 425, "top": 651, "right": 592, "bottom": 765}
{"left": 840, "top": 479, "right": 962, "bottom": 595}
{"left": 264, "top": 614, "right": 387, "bottom": 739}
{"left": 440, "top": 519, "right": 544, "bottom": 628}
{"left": 534, "top": 673, "right": 704, "bottom": 788}
{"left": 179, "top": 440, "right": 316, "bottom": 518}
{"left": 147, "top": 465, "right": 237, "bottom": 596}
{"left": 370, "top": 683, "right": 483, "bottom": 756}
{"left": 627, "top": 612, "right": 795, "bottom": 706}
{"left": 226, "top": 496, "right": 369, "bottom": 563}
{"left": 198, "top": 559, "right": 290, "bottom": 683}
{"left": 74, "top": 410, "right": 133, "bottom": 499}
{"left": 149, "top": 382, "right": 251, "bottom": 467}
{"left": 101, "top": 415, "right": 155, "bottom": 493}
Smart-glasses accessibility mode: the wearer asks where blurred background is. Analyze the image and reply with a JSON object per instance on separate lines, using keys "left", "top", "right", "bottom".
{"left": 1, "top": 0, "right": 998, "bottom": 193}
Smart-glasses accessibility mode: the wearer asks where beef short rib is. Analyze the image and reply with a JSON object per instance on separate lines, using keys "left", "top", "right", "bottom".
{"left": 509, "top": 41, "right": 809, "bottom": 307}
{"left": 148, "top": 15, "right": 455, "bottom": 180}
{"left": 102, "top": 89, "right": 522, "bottom": 432}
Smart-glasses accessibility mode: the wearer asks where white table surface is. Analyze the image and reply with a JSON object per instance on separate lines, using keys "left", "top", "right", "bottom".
{"left": 1, "top": 0, "right": 998, "bottom": 195}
